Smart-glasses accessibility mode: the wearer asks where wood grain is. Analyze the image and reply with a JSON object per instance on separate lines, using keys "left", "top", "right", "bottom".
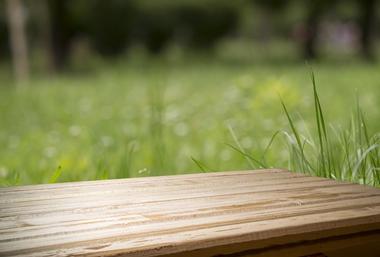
{"left": 0, "top": 169, "right": 380, "bottom": 257}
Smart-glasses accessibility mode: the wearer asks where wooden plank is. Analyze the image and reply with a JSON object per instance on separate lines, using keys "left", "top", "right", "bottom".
{"left": 1, "top": 183, "right": 376, "bottom": 228}
{"left": 0, "top": 169, "right": 286, "bottom": 193}
{"left": 0, "top": 177, "right": 346, "bottom": 212}
{"left": 0, "top": 170, "right": 312, "bottom": 201}
{"left": 0, "top": 169, "right": 380, "bottom": 257}
{"left": 0, "top": 172, "right": 329, "bottom": 205}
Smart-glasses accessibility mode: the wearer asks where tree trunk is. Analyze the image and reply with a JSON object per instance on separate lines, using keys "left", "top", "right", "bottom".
{"left": 6, "top": 0, "right": 29, "bottom": 83}
{"left": 359, "top": 0, "right": 377, "bottom": 61}
{"left": 34, "top": 0, "right": 54, "bottom": 73}
{"left": 47, "top": 0, "right": 70, "bottom": 71}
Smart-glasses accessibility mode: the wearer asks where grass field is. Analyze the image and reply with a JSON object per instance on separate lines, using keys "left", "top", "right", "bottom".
{"left": 0, "top": 57, "right": 379, "bottom": 186}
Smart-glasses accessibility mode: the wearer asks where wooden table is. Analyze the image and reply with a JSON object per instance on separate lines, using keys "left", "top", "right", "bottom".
{"left": 1, "top": 169, "right": 380, "bottom": 257}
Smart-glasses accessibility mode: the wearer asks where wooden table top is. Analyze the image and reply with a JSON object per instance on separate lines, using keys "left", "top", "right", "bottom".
{"left": 1, "top": 169, "right": 380, "bottom": 257}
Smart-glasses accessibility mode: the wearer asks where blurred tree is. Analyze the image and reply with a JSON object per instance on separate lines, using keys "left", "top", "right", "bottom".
{"left": 0, "top": 2, "right": 10, "bottom": 60}
{"left": 358, "top": 0, "right": 377, "bottom": 61}
{"left": 88, "top": 0, "right": 136, "bottom": 56}
{"left": 303, "top": 0, "right": 328, "bottom": 60}
{"left": 47, "top": 0, "right": 71, "bottom": 70}
{"left": 254, "top": 0, "right": 287, "bottom": 10}
{"left": 86, "top": 0, "right": 240, "bottom": 55}
{"left": 133, "top": 6, "right": 175, "bottom": 54}
{"left": 31, "top": 0, "right": 54, "bottom": 72}
{"left": 2, "top": 0, "right": 379, "bottom": 68}
{"left": 177, "top": 4, "right": 239, "bottom": 49}
{"left": 6, "top": 0, "right": 29, "bottom": 82}
{"left": 251, "top": 0, "right": 288, "bottom": 43}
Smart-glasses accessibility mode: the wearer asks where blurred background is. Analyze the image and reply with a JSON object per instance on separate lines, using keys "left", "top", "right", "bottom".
{"left": 0, "top": 0, "right": 379, "bottom": 185}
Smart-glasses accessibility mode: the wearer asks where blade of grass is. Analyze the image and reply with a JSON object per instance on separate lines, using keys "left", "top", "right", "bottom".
{"left": 311, "top": 69, "right": 328, "bottom": 177}
{"left": 227, "top": 124, "right": 257, "bottom": 168}
{"left": 190, "top": 156, "right": 213, "bottom": 172}
{"left": 280, "top": 98, "right": 308, "bottom": 172}
{"left": 226, "top": 143, "right": 267, "bottom": 168}
{"left": 49, "top": 165, "right": 62, "bottom": 183}
{"left": 352, "top": 144, "right": 380, "bottom": 183}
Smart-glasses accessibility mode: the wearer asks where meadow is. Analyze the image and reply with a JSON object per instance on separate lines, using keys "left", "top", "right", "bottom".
{"left": 0, "top": 55, "right": 379, "bottom": 186}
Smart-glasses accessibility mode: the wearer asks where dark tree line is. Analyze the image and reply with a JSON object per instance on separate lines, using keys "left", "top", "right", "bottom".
{"left": 1, "top": 0, "right": 379, "bottom": 81}
{"left": 40, "top": 0, "right": 241, "bottom": 71}
{"left": 253, "top": 0, "right": 378, "bottom": 60}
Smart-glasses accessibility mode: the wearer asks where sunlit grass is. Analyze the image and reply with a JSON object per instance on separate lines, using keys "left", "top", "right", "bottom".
{"left": 0, "top": 59, "right": 379, "bottom": 186}
{"left": 229, "top": 69, "right": 380, "bottom": 186}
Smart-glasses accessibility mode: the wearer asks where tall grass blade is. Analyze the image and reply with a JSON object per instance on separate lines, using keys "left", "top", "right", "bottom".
{"left": 191, "top": 157, "right": 212, "bottom": 172}
{"left": 227, "top": 124, "right": 257, "bottom": 168}
{"left": 226, "top": 143, "right": 267, "bottom": 168}
{"left": 280, "top": 98, "right": 308, "bottom": 172}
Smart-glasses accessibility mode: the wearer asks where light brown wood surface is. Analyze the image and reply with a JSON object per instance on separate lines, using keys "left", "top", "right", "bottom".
{"left": 1, "top": 169, "right": 380, "bottom": 257}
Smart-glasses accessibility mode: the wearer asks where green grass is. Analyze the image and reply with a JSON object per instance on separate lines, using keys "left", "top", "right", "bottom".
{"left": 235, "top": 69, "right": 380, "bottom": 186}
{"left": 0, "top": 57, "right": 379, "bottom": 186}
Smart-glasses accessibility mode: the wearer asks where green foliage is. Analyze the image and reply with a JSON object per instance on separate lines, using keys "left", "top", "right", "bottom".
{"left": 230, "top": 68, "right": 380, "bottom": 186}
{"left": 0, "top": 170, "right": 20, "bottom": 186}
{"left": 0, "top": 59, "right": 379, "bottom": 186}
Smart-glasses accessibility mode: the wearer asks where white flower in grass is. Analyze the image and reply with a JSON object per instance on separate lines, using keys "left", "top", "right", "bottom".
{"left": 44, "top": 146, "right": 57, "bottom": 158}
{"left": 101, "top": 136, "right": 114, "bottom": 147}
{"left": 165, "top": 105, "right": 180, "bottom": 122}
{"left": 241, "top": 137, "right": 253, "bottom": 148}
{"left": 138, "top": 168, "right": 149, "bottom": 175}
{"left": 0, "top": 167, "right": 8, "bottom": 178}
{"left": 69, "top": 125, "right": 81, "bottom": 137}
{"left": 79, "top": 98, "right": 92, "bottom": 113}
{"left": 174, "top": 122, "right": 188, "bottom": 137}
{"left": 220, "top": 149, "right": 232, "bottom": 161}
{"left": 8, "top": 136, "right": 19, "bottom": 149}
